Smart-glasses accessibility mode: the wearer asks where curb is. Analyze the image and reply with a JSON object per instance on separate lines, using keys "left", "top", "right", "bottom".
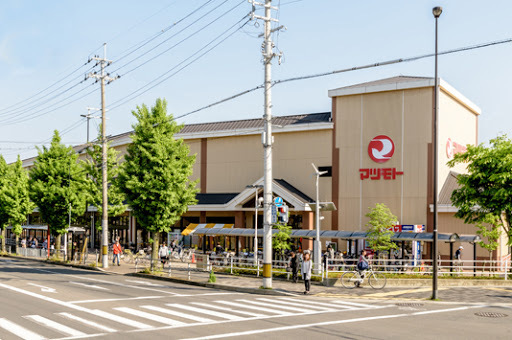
{"left": 1, "top": 254, "right": 103, "bottom": 272}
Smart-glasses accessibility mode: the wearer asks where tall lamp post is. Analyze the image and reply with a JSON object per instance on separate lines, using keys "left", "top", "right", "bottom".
{"left": 312, "top": 164, "right": 328, "bottom": 274}
{"left": 247, "top": 184, "right": 263, "bottom": 266}
{"left": 432, "top": 5, "right": 442, "bottom": 300}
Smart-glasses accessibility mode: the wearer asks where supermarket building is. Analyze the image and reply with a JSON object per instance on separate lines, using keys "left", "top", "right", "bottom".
{"left": 20, "top": 76, "right": 511, "bottom": 262}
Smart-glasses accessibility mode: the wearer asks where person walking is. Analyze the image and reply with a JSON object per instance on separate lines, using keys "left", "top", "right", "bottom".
{"left": 112, "top": 239, "right": 122, "bottom": 266}
{"left": 159, "top": 243, "right": 169, "bottom": 267}
{"left": 301, "top": 250, "right": 312, "bottom": 294}
{"left": 289, "top": 252, "right": 300, "bottom": 283}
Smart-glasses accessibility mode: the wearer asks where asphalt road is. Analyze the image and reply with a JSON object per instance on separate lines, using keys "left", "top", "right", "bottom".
{"left": 0, "top": 257, "right": 510, "bottom": 340}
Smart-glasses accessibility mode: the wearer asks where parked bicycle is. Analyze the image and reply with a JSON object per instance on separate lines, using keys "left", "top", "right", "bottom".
{"left": 122, "top": 249, "right": 150, "bottom": 264}
{"left": 170, "top": 248, "right": 194, "bottom": 262}
{"left": 341, "top": 265, "right": 387, "bottom": 289}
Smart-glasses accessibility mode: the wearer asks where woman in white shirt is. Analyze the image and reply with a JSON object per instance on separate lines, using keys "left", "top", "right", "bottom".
{"left": 301, "top": 251, "right": 312, "bottom": 294}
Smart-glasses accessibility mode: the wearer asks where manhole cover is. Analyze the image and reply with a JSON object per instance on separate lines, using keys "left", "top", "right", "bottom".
{"left": 475, "top": 312, "right": 508, "bottom": 318}
{"left": 395, "top": 303, "right": 424, "bottom": 307}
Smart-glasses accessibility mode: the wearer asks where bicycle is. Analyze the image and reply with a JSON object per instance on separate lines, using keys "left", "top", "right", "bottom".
{"left": 170, "top": 248, "right": 194, "bottom": 262}
{"left": 122, "top": 249, "right": 150, "bottom": 264}
{"left": 341, "top": 265, "right": 387, "bottom": 289}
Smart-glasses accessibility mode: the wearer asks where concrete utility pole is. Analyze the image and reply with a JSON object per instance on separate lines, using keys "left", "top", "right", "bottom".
{"left": 250, "top": 0, "right": 282, "bottom": 289}
{"left": 87, "top": 43, "right": 118, "bottom": 269}
{"left": 312, "top": 163, "right": 328, "bottom": 274}
{"left": 80, "top": 107, "right": 101, "bottom": 143}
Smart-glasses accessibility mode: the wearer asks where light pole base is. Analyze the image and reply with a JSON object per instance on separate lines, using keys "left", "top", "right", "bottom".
{"left": 262, "top": 277, "right": 272, "bottom": 289}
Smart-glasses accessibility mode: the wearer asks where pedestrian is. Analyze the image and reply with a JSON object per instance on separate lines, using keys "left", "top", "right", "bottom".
{"left": 112, "top": 239, "right": 122, "bottom": 266}
{"left": 455, "top": 246, "right": 463, "bottom": 261}
{"left": 301, "top": 250, "right": 312, "bottom": 294}
{"left": 159, "top": 243, "right": 169, "bottom": 266}
{"left": 21, "top": 238, "right": 26, "bottom": 248}
{"left": 289, "top": 251, "right": 300, "bottom": 283}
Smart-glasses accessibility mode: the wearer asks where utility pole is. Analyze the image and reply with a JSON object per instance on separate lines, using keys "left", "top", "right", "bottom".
{"left": 80, "top": 107, "right": 101, "bottom": 143}
{"left": 86, "top": 43, "right": 118, "bottom": 269}
{"left": 250, "top": 0, "right": 283, "bottom": 289}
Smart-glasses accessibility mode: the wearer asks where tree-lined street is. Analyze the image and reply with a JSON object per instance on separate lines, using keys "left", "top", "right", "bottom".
{"left": 1, "top": 257, "right": 510, "bottom": 339}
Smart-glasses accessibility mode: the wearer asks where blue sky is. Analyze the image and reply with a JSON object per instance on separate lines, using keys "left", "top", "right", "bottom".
{"left": 1, "top": 0, "right": 511, "bottom": 163}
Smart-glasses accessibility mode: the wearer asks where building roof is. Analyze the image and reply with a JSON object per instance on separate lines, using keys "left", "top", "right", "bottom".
{"left": 438, "top": 171, "right": 460, "bottom": 205}
{"left": 196, "top": 193, "right": 239, "bottom": 205}
{"left": 328, "top": 75, "right": 481, "bottom": 115}
{"left": 274, "top": 179, "right": 314, "bottom": 203}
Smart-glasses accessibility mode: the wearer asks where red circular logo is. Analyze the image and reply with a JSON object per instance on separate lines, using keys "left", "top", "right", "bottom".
{"left": 368, "top": 135, "right": 395, "bottom": 163}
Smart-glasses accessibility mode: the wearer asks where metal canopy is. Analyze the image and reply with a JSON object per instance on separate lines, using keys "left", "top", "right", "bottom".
{"left": 188, "top": 227, "right": 479, "bottom": 243}
{"left": 307, "top": 202, "right": 337, "bottom": 211}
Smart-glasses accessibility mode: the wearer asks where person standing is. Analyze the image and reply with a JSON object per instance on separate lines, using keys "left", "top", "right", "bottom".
{"left": 289, "top": 252, "right": 300, "bottom": 283}
{"left": 159, "top": 243, "right": 169, "bottom": 266}
{"left": 301, "top": 250, "right": 312, "bottom": 294}
{"left": 113, "top": 239, "right": 122, "bottom": 266}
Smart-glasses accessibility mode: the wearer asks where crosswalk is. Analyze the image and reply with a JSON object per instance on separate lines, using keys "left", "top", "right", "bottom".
{"left": 0, "top": 297, "right": 382, "bottom": 339}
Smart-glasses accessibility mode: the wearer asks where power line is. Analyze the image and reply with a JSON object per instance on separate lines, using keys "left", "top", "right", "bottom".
{"left": 177, "top": 36, "right": 512, "bottom": 119}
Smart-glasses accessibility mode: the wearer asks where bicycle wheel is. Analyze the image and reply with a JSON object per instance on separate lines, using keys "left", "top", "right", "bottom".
{"left": 368, "top": 271, "right": 387, "bottom": 289}
{"left": 341, "top": 271, "right": 360, "bottom": 289}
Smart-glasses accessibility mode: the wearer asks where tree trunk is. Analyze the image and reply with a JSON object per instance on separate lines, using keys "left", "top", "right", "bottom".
{"left": 55, "top": 234, "right": 61, "bottom": 260}
{"left": 151, "top": 231, "right": 160, "bottom": 271}
{"left": 500, "top": 211, "right": 511, "bottom": 243}
{"left": 15, "top": 234, "right": 19, "bottom": 255}
{"left": 1, "top": 228, "right": 5, "bottom": 253}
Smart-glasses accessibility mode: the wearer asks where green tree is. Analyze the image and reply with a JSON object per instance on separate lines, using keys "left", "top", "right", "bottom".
{"left": 273, "top": 224, "right": 292, "bottom": 258}
{"left": 118, "top": 99, "right": 198, "bottom": 269}
{"left": 0, "top": 156, "right": 9, "bottom": 253}
{"left": 365, "top": 203, "right": 398, "bottom": 252}
{"left": 3, "top": 156, "right": 35, "bottom": 253}
{"left": 447, "top": 135, "right": 512, "bottom": 245}
{"left": 29, "top": 131, "right": 92, "bottom": 258}
{"left": 475, "top": 214, "right": 501, "bottom": 265}
{"left": 82, "top": 127, "right": 126, "bottom": 229}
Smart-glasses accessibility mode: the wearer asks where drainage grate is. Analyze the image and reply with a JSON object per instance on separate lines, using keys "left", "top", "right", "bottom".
{"left": 395, "top": 303, "right": 424, "bottom": 307}
{"left": 475, "top": 312, "right": 508, "bottom": 318}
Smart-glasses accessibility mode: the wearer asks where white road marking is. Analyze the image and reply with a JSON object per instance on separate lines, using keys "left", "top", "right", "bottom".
{"left": 125, "top": 280, "right": 170, "bottom": 288}
{"left": 256, "top": 298, "right": 333, "bottom": 311}
{"left": 234, "top": 299, "right": 319, "bottom": 313}
{"left": 70, "top": 296, "right": 165, "bottom": 304}
{"left": 114, "top": 307, "right": 186, "bottom": 327}
{"left": 24, "top": 315, "right": 86, "bottom": 337}
{"left": 69, "top": 281, "right": 110, "bottom": 291}
{"left": 27, "top": 282, "right": 57, "bottom": 293}
{"left": 167, "top": 303, "right": 244, "bottom": 321}
{"left": 58, "top": 312, "right": 117, "bottom": 333}
{"left": 190, "top": 302, "right": 266, "bottom": 318}
{"left": 276, "top": 297, "right": 357, "bottom": 310}
{"left": 215, "top": 300, "right": 292, "bottom": 315}
{"left": 142, "top": 305, "right": 215, "bottom": 323}
{"left": 179, "top": 306, "right": 480, "bottom": 340}
{"left": 0, "top": 317, "right": 45, "bottom": 340}
{"left": 91, "top": 309, "right": 153, "bottom": 329}
{"left": 332, "top": 300, "right": 381, "bottom": 309}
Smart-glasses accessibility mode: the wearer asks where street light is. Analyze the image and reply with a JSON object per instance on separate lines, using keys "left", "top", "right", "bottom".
{"left": 432, "top": 5, "right": 442, "bottom": 300}
{"left": 312, "top": 163, "right": 328, "bottom": 274}
{"left": 246, "top": 184, "right": 264, "bottom": 266}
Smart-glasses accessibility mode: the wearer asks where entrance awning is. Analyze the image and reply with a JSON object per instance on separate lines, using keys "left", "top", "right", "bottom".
{"left": 181, "top": 223, "right": 234, "bottom": 236}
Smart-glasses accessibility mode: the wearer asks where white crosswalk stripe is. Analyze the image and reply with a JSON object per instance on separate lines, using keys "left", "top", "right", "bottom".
{"left": 141, "top": 305, "right": 215, "bottom": 323}
{"left": 190, "top": 302, "right": 266, "bottom": 318}
{"left": 24, "top": 315, "right": 86, "bottom": 337}
{"left": 215, "top": 300, "right": 293, "bottom": 315}
{"left": 255, "top": 298, "right": 335, "bottom": 311}
{"left": 331, "top": 300, "right": 379, "bottom": 309}
{"left": 58, "top": 312, "right": 117, "bottom": 333}
{"left": 167, "top": 303, "right": 244, "bottom": 321}
{"left": 276, "top": 297, "right": 358, "bottom": 310}
{"left": 114, "top": 307, "right": 186, "bottom": 326}
{"left": 90, "top": 309, "right": 153, "bottom": 329}
{"left": 0, "top": 318, "right": 45, "bottom": 340}
{"left": 234, "top": 299, "right": 321, "bottom": 313}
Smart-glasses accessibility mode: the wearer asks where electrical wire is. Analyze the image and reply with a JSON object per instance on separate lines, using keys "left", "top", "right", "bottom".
{"left": 178, "top": 37, "right": 512, "bottom": 119}
{"left": 107, "top": 15, "right": 251, "bottom": 112}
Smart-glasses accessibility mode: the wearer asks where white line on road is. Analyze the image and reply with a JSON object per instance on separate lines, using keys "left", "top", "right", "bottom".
{"left": 24, "top": 315, "right": 86, "bottom": 337}
{"left": 255, "top": 298, "right": 334, "bottom": 311}
{"left": 58, "top": 312, "right": 117, "bottom": 333}
{"left": 27, "top": 282, "right": 57, "bottom": 293}
{"left": 179, "top": 305, "right": 481, "bottom": 340}
{"left": 190, "top": 302, "right": 266, "bottom": 318}
{"left": 215, "top": 300, "right": 293, "bottom": 315}
{"left": 276, "top": 297, "right": 357, "bottom": 310}
{"left": 70, "top": 296, "right": 165, "bottom": 304}
{"left": 331, "top": 300, "right": 383, "bottom": 309}
{"left": 91, "top": 309, "right": 153, "bottom": 329}
{"left": 114, "top": 307, "right": 186, "bottom": 327}
{"left": 167, "top": 304, "right": 244, "bottom": 321}
{"left": 234, "top": 299, "right": 320, "bottom": 313}
{"left": 142, "top": 305, "right": 215, "bottom": 323}
{"left": 69, "top": 281, "right": 110, "bottom": 291}
{"left": 0, "top": 317, "right": 45, "bottom": 340}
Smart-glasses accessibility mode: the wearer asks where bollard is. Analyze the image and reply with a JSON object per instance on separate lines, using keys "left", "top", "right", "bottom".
{"left": 505, "top": 260, "right": 509, "bottom": 281}
{"left": 230, "top": 257, "right": 233, "bottom": 275}
{"left": 188, "top": 263, "right": 191, "bottom": 280}
{"left": 256, "top": 259, "right": 260, "bottom": 277}
{"left": 168, "top": 260, "right": 172, "bottom": 277}
{"left": 95, "top": 250, "right": 99, "bottom": 267}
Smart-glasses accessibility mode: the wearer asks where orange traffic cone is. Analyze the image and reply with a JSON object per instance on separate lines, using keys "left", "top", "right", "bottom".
{"left": 191, "top": 253, "right": 196, "bottom": 264}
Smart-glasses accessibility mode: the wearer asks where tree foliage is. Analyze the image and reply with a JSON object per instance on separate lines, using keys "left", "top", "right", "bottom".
{"left": 82, "top": 127, "right": 126, "bottom": 227}
{"left": 118, "top": 99, "right": 198, "bottom": 266}
{"left": 0, "top": 156, "right": 9, "bottom": 252}
{"left": 29, "top": 131, "right": 91, "bottom": 248}
{"left": 273, "top": 223, "right": 292, "bottom": 256}
{"left": 475, "top": 214, "right": 501, "bottom": 261}
{"left": 365, "top": 203, "right": 398, "bottom": 252}
{"left": 447, "top": 135, "right": 512, "bottom": 245}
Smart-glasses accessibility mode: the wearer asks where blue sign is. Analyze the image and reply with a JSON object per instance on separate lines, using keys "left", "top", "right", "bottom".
{"left": 274, "top": 197, "right": 283, "bottom": 207}
{"left": 402, "top": 225, "right": 414, "bottom": 232}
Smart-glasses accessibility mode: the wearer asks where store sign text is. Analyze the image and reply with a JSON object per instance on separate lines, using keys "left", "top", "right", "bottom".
{"left": 359, "top": 168, "right": 404, "bottom": 180}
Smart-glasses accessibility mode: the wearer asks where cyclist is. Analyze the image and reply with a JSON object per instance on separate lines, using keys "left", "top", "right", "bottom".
{"left": 356, "top": 249, "right": 369, "bottom": 287}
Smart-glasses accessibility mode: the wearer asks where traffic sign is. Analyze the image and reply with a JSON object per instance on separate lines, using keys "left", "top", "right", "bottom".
{"left": 274, "top": 197, "right": 283, "bottom": 207}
